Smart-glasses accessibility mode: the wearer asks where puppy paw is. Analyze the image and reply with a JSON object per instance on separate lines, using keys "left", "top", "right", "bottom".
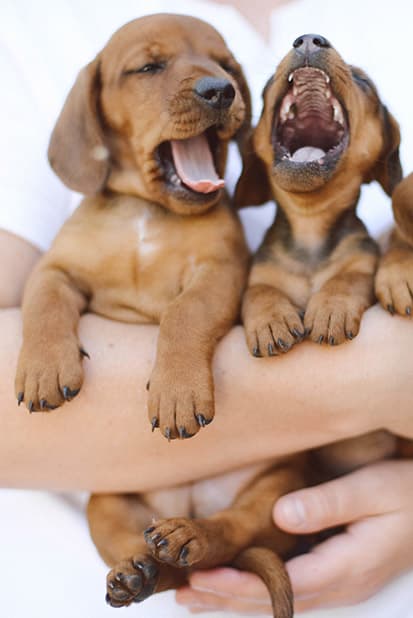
{"left": 15, "top": 337, "right": 86, "bottom": 412}
{"left": 304, "top": 292, "right": 366, "bottom": 345}
{"left": 106, "top": 555, "right": 159, "bottom": 607}
{"left": 144, "top": 519, "right": 207, "bottom": 567}
{"left": 375, "top": 256, "right": 413, "bottom": 317}
{"left": 147, "top": 362, "right": 214, "bottom": 440}
{"left": 244, "top": 303, "right": 305, "bottom": 357}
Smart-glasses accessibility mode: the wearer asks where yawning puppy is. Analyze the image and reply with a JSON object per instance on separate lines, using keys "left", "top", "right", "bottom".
{"left": 238, "top": 34, "right": 401, "bottom": 355}
{"left": 15, "top": 14, "right": 250, "bottom": 439}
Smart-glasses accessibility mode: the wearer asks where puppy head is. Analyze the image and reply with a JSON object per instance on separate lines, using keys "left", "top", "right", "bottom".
{"left": 48, "top": 14, "right": 250, "bottom": 215}
{"left": 241, "top": 34, "right": 401, "bottom": 204}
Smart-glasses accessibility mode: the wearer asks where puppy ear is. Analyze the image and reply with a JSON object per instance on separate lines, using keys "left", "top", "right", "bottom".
{"left": 230, "top": 65, "right": 271, "bottom": 208}
{"left": 391, "top": 173, "right": 413, "bottom": 244}
{"left": 48, "top": 58, "right": 110, "bottom": 194}
{"left": 234, "top": 128, "right": 272, "bottom": 207}
{"left": 368, "top": 106, "right": 402, "bottom": 196}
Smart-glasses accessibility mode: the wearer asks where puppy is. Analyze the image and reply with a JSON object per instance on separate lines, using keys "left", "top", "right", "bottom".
{"left": 238, "top": 34, "right": 402, "bottom": 354}
{"left": 376, "top": 172, "right": 413, "bottom": 315}
{"left": 14, "top": 14, "right": 250, "bottom": 440}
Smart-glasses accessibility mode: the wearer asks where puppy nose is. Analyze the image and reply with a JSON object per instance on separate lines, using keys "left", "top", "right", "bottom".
{"left": 194, "top": 77, "right": 235, "bottom": 110}
{"left": 292, "top": 34, "right": 331, "bottom": 54}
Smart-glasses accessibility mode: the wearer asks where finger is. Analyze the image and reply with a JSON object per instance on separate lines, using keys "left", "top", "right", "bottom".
{"left": 188, "top": 568, "right": 269, "bottom": 600}
{"left": 273, "top": 461, "right": 405, "bottom": 533}
{"left": 176, "top": 586, "right": 272, "bottom": 615}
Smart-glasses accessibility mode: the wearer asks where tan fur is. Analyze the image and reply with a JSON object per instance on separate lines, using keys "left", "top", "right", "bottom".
{"left": 376, "top": 173, "right": 413, "bottom": 315}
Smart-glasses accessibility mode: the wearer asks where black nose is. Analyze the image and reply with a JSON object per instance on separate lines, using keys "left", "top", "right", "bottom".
{"left": 194, "top": 77, "right": 235, "bottom": 110}
{"left": 292, "top": 34, "right": 331, "bottom": 54}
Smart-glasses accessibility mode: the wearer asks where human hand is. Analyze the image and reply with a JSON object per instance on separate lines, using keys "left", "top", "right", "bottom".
{"left": 176, "top": 460, "right": 413, "bottom": 614}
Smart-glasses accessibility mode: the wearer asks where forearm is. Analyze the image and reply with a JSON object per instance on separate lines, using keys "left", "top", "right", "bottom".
{"left": 0, "top": 304, "right": 410, "bottom": 492}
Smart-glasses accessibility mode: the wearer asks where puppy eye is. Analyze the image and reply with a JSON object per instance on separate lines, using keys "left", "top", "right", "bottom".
{"left": 123, "top": 62, "right": 166, "bottom": 76}
{"left": 219, "top": 61, "right": 236, "bottom": 75}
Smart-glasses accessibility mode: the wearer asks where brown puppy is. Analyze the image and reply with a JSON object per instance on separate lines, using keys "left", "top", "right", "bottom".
{"left": 14, "top": 14, "right": 250, "bottom": 439}
{"left": 238, "top": 34, "right": 402, "bottom": 355}
{"left": 376, "top": 172, "right": 413, "bottom": 315}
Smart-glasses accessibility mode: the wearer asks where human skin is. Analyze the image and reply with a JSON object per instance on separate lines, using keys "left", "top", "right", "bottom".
{"left": 0, "top": 230, "right": 412, "bottom": 491}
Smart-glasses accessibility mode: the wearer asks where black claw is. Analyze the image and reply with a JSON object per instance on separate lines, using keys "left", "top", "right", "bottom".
{"left": 299, "top": 310, "right": 305, "bottom": 320}
{"left": 157, "top": 538, "right": 168, "bottom": 548}
{"left": 144, "top": 527, "right": 155, "bottom": 537}
{"left": 179, "top": 545, "right": 189, "bottom": 564}
{"left": 328, "top": 336, "right": 336, "bottom": 346}
{"left": 151, "top": 417, "right": 158, "bottom": 432}
{"left": 164, "top": 427, "right": 171, "bottom": 442}
{"left": 346, "top": 331, "right": 354, "bottom": 340}
{"left": 178, "top": 426, "right": 194, "bottom": 439}
{"left": 40, "top": 399, "right": 47, "bottom": 410}
{"left": 387, "top": 304, "right": 395, "bottom": 315}
{"left": 406, "top": 306, "right": 412, "bottom": 316}
{"left": 252, "top": 346, "right": 262, "bottom": 357}
{"left": 17, "top": 392, "right": 24, "bottom": 406}
{"left": 291, "top": 328, "right": 304, "bottom": 340}
{"left": 267, "top": 343, "right": 275, "bottom": 356}
{"left": 79, "top": 347, "right": 90, "bottom": 359}
{"left": 62, "top": 386, "right": 80, "bottom": 400}
{"left": 105, "top": 593, "right": 112, "bottom": 605}
{"left": 28, "top": 400, "right": 34, "bottom": 413}
{"left": 317, "top": 335, "right": 324, "bottom": 344}
{"left": 277, "top": 338, "right": 291, "bottom": 351}
{"left": 146, "top": 381, "right": 150, "bottom": 391}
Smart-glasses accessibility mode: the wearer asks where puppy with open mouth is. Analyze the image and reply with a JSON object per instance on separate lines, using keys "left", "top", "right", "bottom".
{"left": 14, "top": 14, "right": 250, "bottom": 440}
{"left": 238, "top": 34, "right": 402, "bottom": 355}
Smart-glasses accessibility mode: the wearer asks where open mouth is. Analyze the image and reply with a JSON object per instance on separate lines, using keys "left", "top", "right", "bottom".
{"left": 273, "top": 67, "right": 348, "bottom": 167}
{"left": 156, "top": 129, "right": 224, "bottom": 200}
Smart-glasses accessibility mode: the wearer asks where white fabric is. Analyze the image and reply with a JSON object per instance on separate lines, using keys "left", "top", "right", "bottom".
{"left": 1, "top": 0, "right": 413, "bottom": 617}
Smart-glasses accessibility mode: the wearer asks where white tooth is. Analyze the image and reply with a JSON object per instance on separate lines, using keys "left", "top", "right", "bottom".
{"left": 325, "top": 74, "right": 330, "bottom": 84}
{"left": 170, "top": 173, "right": 181, "bottom": 186}
{"left": 288, "top": 111, "right": 295, "bottom": 120}
{"left": 333, "top": 101, "right": 344, "bottom": 125}
{"left": 288, "top": 72, "right": 294, "bottom": 83}
{"left": 280, "top": 94, "right": 294, "bottom": 123}
{"left": 293, "top": 86, "right": 298, "bottom": 96}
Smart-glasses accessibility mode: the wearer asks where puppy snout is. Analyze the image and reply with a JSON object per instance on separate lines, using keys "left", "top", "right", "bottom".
{"left": 194, "top": 77, "right": 235, "bottom": 110}
{"left": 292, "top": 34, "right": 331, "bottom": 55}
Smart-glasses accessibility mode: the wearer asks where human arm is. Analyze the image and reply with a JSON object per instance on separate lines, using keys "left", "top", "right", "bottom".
{"left": 0, "top": 230, "right": 41, "bottom": 308}
{"left": 176, "top": 459, "right": 413, "bottom": 613}
{"left": 0, "top": 303, "right": 412, "bottom": 491}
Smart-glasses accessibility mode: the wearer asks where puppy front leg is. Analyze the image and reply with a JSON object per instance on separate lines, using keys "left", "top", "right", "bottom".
{"left": 305, "top": 245, "right": 378, "bottom": 345}
{"left": 15, "top": 263, "right": 87, "bottom": 411}
{"left": 242, "top": 262, "right": 309, "bottom": 358}
{"left": 148, "top": 259, "right": 246, "bottom": 439}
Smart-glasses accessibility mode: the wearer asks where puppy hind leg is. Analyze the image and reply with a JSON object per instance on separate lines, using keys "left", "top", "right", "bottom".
{"left": 87, "top": 494, "right": 186, "bottom": 607}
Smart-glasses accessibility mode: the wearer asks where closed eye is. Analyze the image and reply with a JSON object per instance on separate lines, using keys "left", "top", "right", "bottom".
{"left": 123, "top": 62, "right": 166, "bottom": 76}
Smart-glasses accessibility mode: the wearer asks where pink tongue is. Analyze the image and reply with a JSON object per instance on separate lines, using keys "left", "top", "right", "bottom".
{"left": 171, "top": 134, "right": 225, "bottom": 194}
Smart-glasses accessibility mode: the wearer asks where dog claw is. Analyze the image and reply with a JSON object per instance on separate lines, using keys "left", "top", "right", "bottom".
{"left": 387, "top": 304, "right": 395, "bottom": 315}
{"left": 252, "top": 346, "right": 262, "bottom": 357}
{"left": 406, "top": 306, "right": 412, "bottom": 316}
{"left": 17, "top": 392, "right": 24, "bottom": 406}
{"left": 28, "top": 400, "right": 34, "bottom": 413}
{"left": 346, "top": 331, "right": 354, "bottom": 340}
{"left": 151, "top": 417, "right": 158, "bottom": 432}
{"left": 196, "top": 414, "right": 206, "bottom": 428}
{"left": 62, "top": 386, "right": 80, "bottom": 400}
{"left": 328, "top": 336, "right": 336, "bottom": 345}
{"left": 267, "top": 343, "right": 275, "bottom": 356}
{"left": 317, "top": 335, "right": 324, "bottom": 344}
{"left": 79, "top": 347, "right": 90, "bottom": 359}
{"left": 179, "top": 545, "right": 189, "bottom": 564}
{"left": 164, "top": 427, "right": 171, "bottom": 441}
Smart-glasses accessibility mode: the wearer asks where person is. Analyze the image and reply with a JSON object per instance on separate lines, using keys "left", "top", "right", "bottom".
{"left": 0, "top": 1, "right": 412, "bottom": 617}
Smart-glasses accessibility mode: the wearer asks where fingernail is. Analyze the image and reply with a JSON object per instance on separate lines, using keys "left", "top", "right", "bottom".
{"left": 278, "top": 496, "right": 306, "bottom": 528}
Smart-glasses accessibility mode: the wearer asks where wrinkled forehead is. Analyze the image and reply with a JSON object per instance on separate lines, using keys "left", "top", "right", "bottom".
{"left": 100, "top": 14, "right": 230, "bottom": 75}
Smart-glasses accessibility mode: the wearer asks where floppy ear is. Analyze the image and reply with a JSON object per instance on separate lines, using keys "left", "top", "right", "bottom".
{"left": 367, "top": 106, "right": 402, "bottom": 196}
{"left": 391, "top": 173, "right": 413, "bottom": 244}
{"left": 234, "top": 128, "right": 272, "bottom": 207}
{"left": 48, "top": 57, "right": 110, "bottom": 195}
{"left": 230, "top": 65, "right": 272, "bottom": 208}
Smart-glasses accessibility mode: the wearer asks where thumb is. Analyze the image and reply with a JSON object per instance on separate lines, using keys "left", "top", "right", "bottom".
{"left": 273, "top": 461, "right": 401, "bottom": 533}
